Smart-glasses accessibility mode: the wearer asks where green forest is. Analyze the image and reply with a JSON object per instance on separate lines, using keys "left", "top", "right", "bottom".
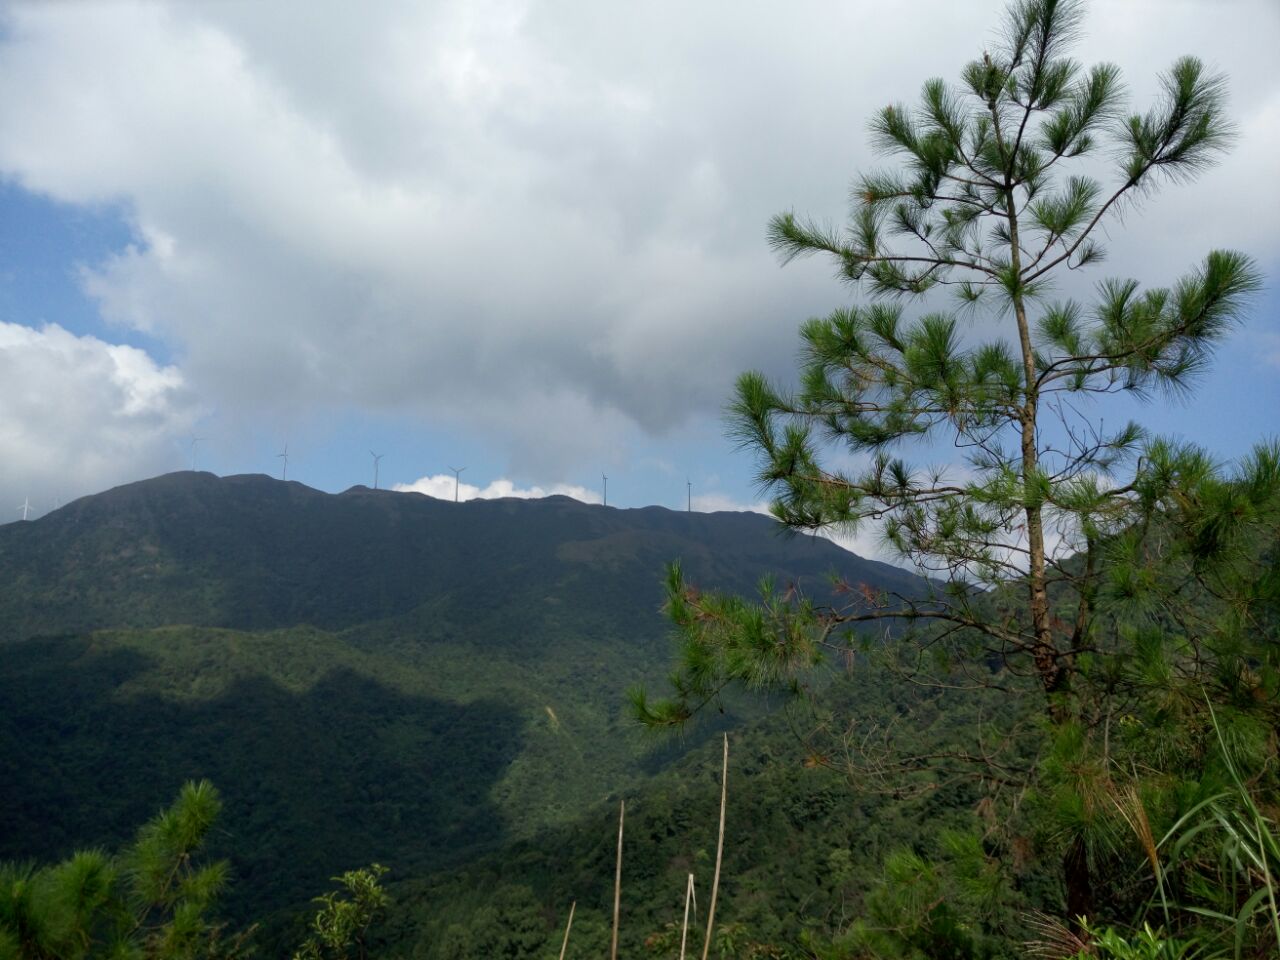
{"left": 3, "top": 1, "right": 1278, "bottom": 958}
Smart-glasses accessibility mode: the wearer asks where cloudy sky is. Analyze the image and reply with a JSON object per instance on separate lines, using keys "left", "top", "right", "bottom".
{"left": 0, "top": 0, "right": 1276, "bottom": 547}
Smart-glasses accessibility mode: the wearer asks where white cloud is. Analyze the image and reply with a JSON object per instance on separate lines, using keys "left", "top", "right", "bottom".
{"left": 0, "top": 322, "right": 199, "bottom": 517}
{"left": 0, "top": 0, "right": 1274, "bottom": 487}
{"left": 394, "top": 473, "right": 601, "bottom": 504}
{"left": 690, "top": 492, "right": 769, "bottom": 515}
{"left": 687, "top": 487, "right": 910, "bottom": 569}
{"left": 819, "top": 527, "right": 899, "bottom": 568}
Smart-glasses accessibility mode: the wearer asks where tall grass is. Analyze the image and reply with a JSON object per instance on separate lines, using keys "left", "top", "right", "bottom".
{"left": 1102, "top": 704, "right": 1280, "bottom": 960}
{"left": 1154, "top": 704, "right": 1280, "bottom": 958}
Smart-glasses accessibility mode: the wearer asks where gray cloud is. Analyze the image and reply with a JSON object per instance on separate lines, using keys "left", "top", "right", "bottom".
{"left": 0, "top": 0, "right": 1275, "bottom": 482}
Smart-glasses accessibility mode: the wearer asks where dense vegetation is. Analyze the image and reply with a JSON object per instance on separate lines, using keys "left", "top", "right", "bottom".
{"left": 373, "top": 674, "right": 1034, "bottom": 959}
{"left": 2, "top": 662, "right": 1025, "bottom": 959}
{"left": 0, "top": 470, "right": 930, "bottom": 942}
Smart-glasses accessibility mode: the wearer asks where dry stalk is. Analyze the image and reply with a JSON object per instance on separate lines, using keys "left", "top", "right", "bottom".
{"left": 678, "top": 873, "right": 695, "bottom": 960}
{"left": 1112, "top": 783, "right": 1159, "bottom": 875}
{"left": 557, "top": 901, "right": 575, "bottom": 960}
{"left": 611, "top": 800, "right": 624, "bottom": 960}
{"left": 701, "top": 734, "right": 728, "bottom": 960}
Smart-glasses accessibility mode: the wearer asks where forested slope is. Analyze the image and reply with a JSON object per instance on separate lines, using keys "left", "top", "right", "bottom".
{"left": 0, "top": 472, "right": 931, "bottom": 926}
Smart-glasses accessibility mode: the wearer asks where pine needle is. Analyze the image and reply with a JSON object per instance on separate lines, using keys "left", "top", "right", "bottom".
{"left": 1022, "top": 910, "right": 1090, "bottom": 959}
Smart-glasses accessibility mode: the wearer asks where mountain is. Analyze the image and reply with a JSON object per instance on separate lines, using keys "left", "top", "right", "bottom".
{"left": 0, "top": 471, "right": 924, "bottom": 639}
{"left": 0, "top": 471, "right": 931, "bottom": 923}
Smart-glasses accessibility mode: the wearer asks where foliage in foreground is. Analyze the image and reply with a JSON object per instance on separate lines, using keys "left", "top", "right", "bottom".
{"left": 294, "top": 865, "right": 391, "bottom": 960}
{"left": 0, "top": 781, "right": 239, "bottom": 960}
{"left": 0, "top": 782, "right": 389, "bottom": 960}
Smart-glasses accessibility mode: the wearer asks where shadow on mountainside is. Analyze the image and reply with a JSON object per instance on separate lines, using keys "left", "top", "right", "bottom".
{"left": 0, "top": 635, "right": 524, "bottom": 919}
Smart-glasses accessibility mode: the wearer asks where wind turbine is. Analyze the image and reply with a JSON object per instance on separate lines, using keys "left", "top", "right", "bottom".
{"left": 449, "top": 465, "right": 466, "bottom": 503}
{"left": 18, "top": 497, "right": 31, "bottom": 521}
{"left": 602, "top": 473, "right": 608, "bottom": 507}
{"left": 190, "top": 436, "right": 204, "bottom": 471}
{"left": 370, "top": 451, "right": 384, "bottom": 490}
{"left": 277, "top": 443, "right": 289, "bottom": 481}
{"left": 687, "top": 479, "right": 692, "bottom": 513}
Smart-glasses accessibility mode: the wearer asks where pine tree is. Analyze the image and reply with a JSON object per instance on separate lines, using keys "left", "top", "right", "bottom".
{"left": 0, "top": 783, "right": 393, "bottom": 960}
{"left": 634, "top": 0, "right": 1276, "bottom": 928}
{"left": 0, "top": 781, "right": 239, "bottom": 960}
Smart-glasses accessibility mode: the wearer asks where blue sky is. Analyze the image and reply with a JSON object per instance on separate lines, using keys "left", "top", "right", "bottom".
{"left": 0, "top": 183, "right": 130, "bottom": 340}
{"left": 0, "top": 0, "right": 1276, "bottom": 556}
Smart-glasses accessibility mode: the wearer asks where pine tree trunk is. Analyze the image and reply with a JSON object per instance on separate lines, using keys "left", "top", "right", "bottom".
{"left": 1064, "top": 834, "right": 1093, "bottom": 928}
{"left": 1006, "top": 195, "right": 1068, "bottom": 718}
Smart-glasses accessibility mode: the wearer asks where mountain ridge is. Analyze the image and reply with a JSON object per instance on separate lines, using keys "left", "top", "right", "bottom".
{"left": 0, "top": 470, "right": 926, "bottom": 641}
